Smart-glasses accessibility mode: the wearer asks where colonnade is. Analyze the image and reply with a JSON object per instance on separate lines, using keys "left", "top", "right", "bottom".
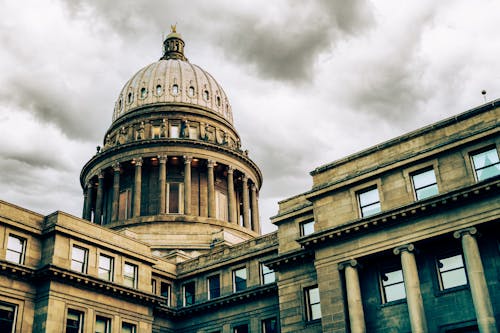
{"left": 82, "top": 155, "right": 260, "bottom": 233}
{"left": 338, "top": 227, "right": 496, "bottom": 333}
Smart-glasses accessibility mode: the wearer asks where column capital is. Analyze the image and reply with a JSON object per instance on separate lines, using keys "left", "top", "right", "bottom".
{"left": 112, "top": 162, "right": 121, "bottom": 172}
{"left": 183, "top": 155, "right": 192, "bottom": 164}
{"left": 453, "top": 227, "right": 478, "bottom": 239}
{"left": 158, "top": 154, "right": 168, "bottom": 163}
{"left": 97, "top": 171, "right": 105, "bottom": 179}
{"left": 133, "top": 157, "right": 143, "bottom": 166}
{"left": 227, "top": 165, "right": 234, "bottom": 174}
{"left": 242, "top": 174, "right": 248, "bottom": 183}
{"left": 393, "top": 243, "right": 416, "bottom": 255}
{"left": 338, "top": 259, "right": 361, "bottom": 270}
{"left": 250, "top": 183, "right": 257, "bottom": 192}
{"left": 86, "top": 180, "right": 94, "bottom": 188}
{"left": 207, "top": 160, "right": 216, "bottom": 168}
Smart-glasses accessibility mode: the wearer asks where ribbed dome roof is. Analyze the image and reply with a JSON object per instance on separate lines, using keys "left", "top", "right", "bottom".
{"left": 112, "top": 29, "right": 233, "bottom": 124}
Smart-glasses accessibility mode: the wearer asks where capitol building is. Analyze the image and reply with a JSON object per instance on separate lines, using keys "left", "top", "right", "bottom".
{"left": 0, "top": 28, "right": 499, "bottom": 333}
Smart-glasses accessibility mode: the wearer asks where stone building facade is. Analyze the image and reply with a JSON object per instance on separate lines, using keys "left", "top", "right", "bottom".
{"left": 0, "top": 28, "right": 499, "bottom": 333}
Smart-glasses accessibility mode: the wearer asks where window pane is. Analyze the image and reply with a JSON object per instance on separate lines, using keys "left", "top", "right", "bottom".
{"left": 361, "top": 202, "right": 381, "bottom": 217}
{"left": 439, "top": 254, "right": 464, "bottom": 271}
{"left": 170, "top": 126, "right": 179, "bottom": 138}
{"left": 301, "top": 221, "right": 315, "bottom": 236}
{"left": 234, "top": 268, "right": 247, "bottom": 291}
{"left": 72, "top": 247, "right": 86, "bottom": 262}
{"left": 122, "top": 322, "right": 136, "bottom": 333}
{"left": 310, "top": 303, "right": 322, "bottom": 320}
{"left": 416, "top": 185, "right": 439, "bottom": 200}
{"left": 308, "top": 287, "right": 320, "bottom": 304}
{"left": 472, "top": 148, "right": 500, "bottom": 181}
{"left": 384, "top": 283, "right": 406, "bottom": 302}
{"left": 0, "top": 302, "right": 16, "bottom": 333}
{"left": 66, "top": 309, "right": 83, "bottom": 333}
{"left": 262, "top": 318, "right": 278, "bottom": 333}
{"left": 476, "top": 164, "right": 500, "bottom": 181}
{"left": 441, "top": 269, "right": 467, "bottom": 289}
{"left": 262, "top": 264, "right": 275, "bottom": 284}
{"left": 95, "top": 316, "right": 110, "bottom": 333}
{"left": 5, "top": 251, "right": 21, "bottom": 264}
{"left": 413, "top": 169, "right": 436, "bottom": 189}
{"left": 7, "top": 236, "right": 23, "bottom": 252}
{"left": 168, "top": 183, "right": 180, "bottom": 213}
{"left": 382, "top": 269, "right": 404, "bottom": 286}
{"left": 359, "top": 188, "right": 379, "bottom": 206}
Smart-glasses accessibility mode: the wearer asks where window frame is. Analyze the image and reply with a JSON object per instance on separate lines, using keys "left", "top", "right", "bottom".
{"left": 183, "top": 281, "right": 196, "bottom": 306}
{"left": 262, "top": 317, "right": 279, "bottom": 333}
{"left": 299, "top": 220, "right": 315, "bottom": 237}
{"left": 304, "top": 285, "right": 321, "bottom": 322}
{"left": 121, "top": 321, "right": 136, "bottom": 333}
{"left": 379, "top": 266, "right": 406, "bottom": 304}
{"left": 411, "top": 167, "right": 439, "bottom": 200}
{"left": 6, "top": 234, "right": 26, "bottom": 265}
{"left": 66, "top": 308, "right": 84, "bottom": 333}
{"left": 261, "top": 263, "right": 276, "bottom": 285}
{"left": 95, "top": 315, "right": 111, "bottom": 333}
{"left": 71, "top": 245, "right": 89, "bottom": 274}
{"left": 160, "top": 281, "right": 171, "bottom": 306}
{"left": 123, "top": 262, "right": 138, "bottom": 289}
{"left": 470, "top": 146, "right": 500, "bottom": 182}
{"left": 233, "top": 324, "right": 249, "bottom": 333}
{"left": 357, "top": 186, "right": 381, "bottom": 217}
{"left": 0, "top": 301, "right": 18, "bottom": 333}
{"left": 436, "top": 252, "right": 468, "bottom": 291}
{"left": 166, "top": 182, "right": 184, "bottom": 214}
{"left": 207, "top": 274, "right": 221, "bottom": 300}
{"left": 232, "top": 267, "right": 247, "bottom": 292}
{"left": 98, "top": 253, "right": 114, "bottom": 281}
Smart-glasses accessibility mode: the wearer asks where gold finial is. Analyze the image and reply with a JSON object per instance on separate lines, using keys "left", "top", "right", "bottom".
{"left": 170, "top": 24, "right": 177, "bottom": 33}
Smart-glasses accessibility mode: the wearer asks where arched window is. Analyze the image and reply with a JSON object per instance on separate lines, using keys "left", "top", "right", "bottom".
{"left": 188, "top": 86, "right": 195, "bottom": 97}
{"left": 156, "top": 85, "right": 162, "bottom": 95}
{"left": 172, "top": 84, "right": 179, "bottom": 95}
{"left": 203, "top": 90, "right": 209, "bottom": 101}
{"left": 140, "top": 88, "right": 147, "bottom": 98}
{"left": 127, "top": 92, "right": 133, "bottom": 103}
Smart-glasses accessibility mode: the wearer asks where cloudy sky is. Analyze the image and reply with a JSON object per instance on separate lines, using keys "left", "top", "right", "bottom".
{"left": 1, "top": 0, "right": 500, "bottom": 233}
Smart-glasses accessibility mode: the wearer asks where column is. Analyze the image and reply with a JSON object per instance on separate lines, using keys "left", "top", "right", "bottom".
{"left": 250, "top": 184, "right": 260, "bottom": 233}
{"left": 207, "top": 160, "right": 216, "bottom": 218}
{"left": 227, "top": 166, "right": 236, "bottom": 223}
{"left": 84, "top": 181, "right": 94, "bottom": 221}
{"left": 158, "top": 155, "right": 168, "bottom": 214}
{"left": 242, "top": 175, "right": 250, "bottom": 228}
{"left": 454, "top": 227, "right": 497, "bottom": 333}
{"left": 82, "top": 186, "right": 88, "bottom": 220}
{"left": 393, "top": 244, "right": 428, "bottom": 333}
{"left": 93, "top": 172, "right": 104, "bottom": 224}
{"left": 339, "top": 260, "right": 366, "bottom": 333}
{"left": 111, "top": 162, "right": 120, "bottom": 222}
{"left": 133, "top": 157, "right": 143, "bottom": 217}
{"left": 183, "top": 156, "right": 192, "bottom": 215}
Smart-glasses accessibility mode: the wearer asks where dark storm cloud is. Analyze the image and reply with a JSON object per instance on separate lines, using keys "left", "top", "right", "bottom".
{"left": 214, "top": 0, "right": 375, "bottom": 82}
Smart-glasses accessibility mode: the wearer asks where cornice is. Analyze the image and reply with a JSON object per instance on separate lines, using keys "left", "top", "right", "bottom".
{"left": 299, "top": 177, "right": 500, "bottom": 249}
{"left": 263, "top": 248, "right": 315, "bottom": 271}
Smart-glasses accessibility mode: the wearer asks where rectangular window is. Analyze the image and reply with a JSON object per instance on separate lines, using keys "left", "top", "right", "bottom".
{"left": 71, "top": 246, "right": 88, "bottom": 273}
{"left": 151, "top": 279, "right": 157, "bottom": 294}
{"left": 207, "top": 275, "right": 220, "bottom": 300}
{"left": 6, "top": 234, "right": 26, "bottom": 265}
{"left": 471, "top": 147, "right": 500, "bottom": 181}
{"left": 380, "top": 267, "right": 406, "bottom": 303}
{"left": 261, "top": 264, "right": 275, "bottom": 284}
{"left": 118, "top": 190, "right": 132, "bottom": 220}
{"left": 304, "top": 286, "right": 321, "bottom": 321}
{"left": 215, "top": 191, "right": 228, "bottom": 221}
{"left": 262, "top": 317, "right": 279, "bottom": 333}
{"left": 437, "top": 253, "right": 467, "bottom": 290}
{"left": 233, "top": 324, "right": 248, "bottom": 333}
{"left": 183, "top": 282, "right": 195, "bottom": 306}
{"left": 233, "top": 267, "right": 247, "bottom": 292}
{"left": 66, "top": 309, "right": 84, "bottom": 333}
{"left": 123, "top": 262, "right": 137, "bottom": 289}
{"left": 152, "top": 126, "right": 160, "bottom": 139}
{"left": 0, "top": 302, "right": 17, "bottom": 333}
{"left": 95, "top": 316, "right": 111, "bottom": 333}
{"left": 170, "top": 125, "right": 179, "bottom": 138}
{"left": 167, "top": 182, "right": 183, "bottom": 214}
{"left": 300, "top": 220, "right": 315, "bottom": 236}
{"left": 98, "top": 254, "right": 114, "bottom": 281}
{"left": 121, "top": 322, "right": 136, "bottom": 333}
{"left": 189, "top": 126, "right": 198, "bottom": 139}
{"left": 160, "top": 282, "right": 171, "bottom": 305}
{"left": 358, "top": 187, "right": 381, "bottom": 217}
{"left": 412, "top": 168, "right": 438, "bottom": 200}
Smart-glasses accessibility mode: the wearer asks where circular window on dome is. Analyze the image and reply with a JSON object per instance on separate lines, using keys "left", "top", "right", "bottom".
{"left": 127, "top": 92, "right": 134, "bottom": 104}
{"left": 140, "top": 87, "right": 147, "bottom": 99}
{"left": 216, "top": 96, "right": 221, "bottom": 107}
{"left": 203, "top": 90, "right": 209, "bottom": 101}
{"left": 156, "top": 85, "right": 162, "bottom": 95}
{"left": 188, "top": 86, "right": 195, "bottom": 97}
{"left": 172, "top": 84, "right": 179, "bottom": 95}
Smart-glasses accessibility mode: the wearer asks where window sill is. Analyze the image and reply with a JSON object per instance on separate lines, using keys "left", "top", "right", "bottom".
{"left": 379, "top": 298, "right": 406, "bottom": 308}
{"left": 305, "top": 319, "right": 321, "bottom": 327}
{"left": 434, "top": 284, "right": 468, "bottom": 297}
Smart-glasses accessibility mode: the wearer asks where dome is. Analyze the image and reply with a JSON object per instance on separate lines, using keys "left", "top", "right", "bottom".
{"left": 112, "top": 33, "right": 233, "bottom": 124}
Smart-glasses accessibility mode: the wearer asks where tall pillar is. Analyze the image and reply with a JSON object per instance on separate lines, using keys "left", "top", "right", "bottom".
{"left": 133, "top": 157, "right": 143, "bottom": 217}
{"left": 158, "top": 155, "right": 168, "bottom": 214}
{"left": 207, "top": 160, "right": 216, "bottom": 218}
{"left": 227, "top": 166, "right": 236, "bottom": 223}
{"left": 82, "top": 186, "right": 88, "bottom": 220}
{"left": 339, "top": 260, "right": 366, "bottom": 333}
{"left": 250, "top": 184, "right": 260, "bottom": 233}
{"left": 84, "top": 181, "right": 94, "bottom": 221}
{"left": 454, "top": 228, "right": 497, "bottom": 333}
{"left": 111, "top": 162, "right": 121, "bottom": 222}
{"left": 184, "top": 156, "right": 192, "bottom": 215}
{"left": 93, "top": 172, "right": 105, "bottom": 224}
{"left": 394, "top": 244, "right": 428, "bottom": 333}
{"left": 242, "top": 175, "right": 250, "bottom": 229}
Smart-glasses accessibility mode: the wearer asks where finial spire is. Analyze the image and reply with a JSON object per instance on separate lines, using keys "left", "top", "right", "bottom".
{"left": 161, "top": 24, "right": 187, "bottom": 61}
